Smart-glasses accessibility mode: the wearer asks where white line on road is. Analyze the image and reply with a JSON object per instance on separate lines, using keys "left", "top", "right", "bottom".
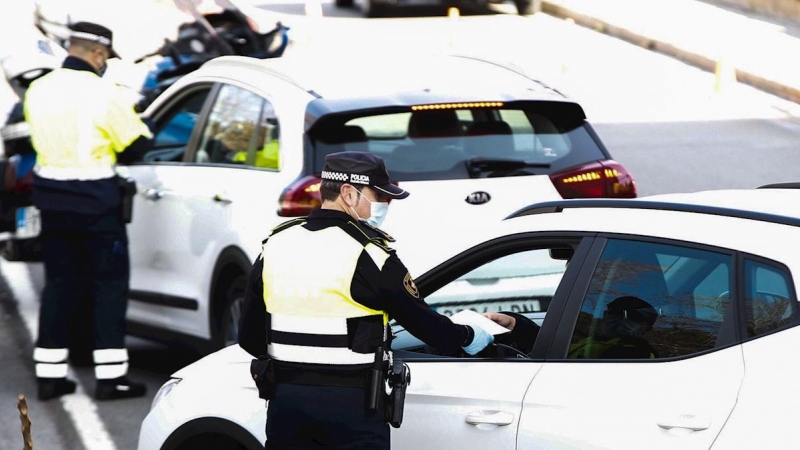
{"left": 0, "top": 259, "right": 120, "bottom": 450}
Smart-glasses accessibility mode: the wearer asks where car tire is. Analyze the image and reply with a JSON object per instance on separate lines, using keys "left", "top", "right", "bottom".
{"left": 335, "top": 0, "right": 354, "bottom": 7}
{"left": 174, "top": 434, "right": 249, "bottom": 450}
{"left": 210, "top": 273, "right": 247, "bottom": 351}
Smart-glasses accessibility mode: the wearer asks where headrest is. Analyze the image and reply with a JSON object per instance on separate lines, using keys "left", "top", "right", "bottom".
{"left": 466, "top": 120, "right": 513, "bottom": 136}
{"left": 408, "top": 110, "right": 461, "bottom": 139}
{"left": 321, "top": 125, "right": 367, "bottom": 144}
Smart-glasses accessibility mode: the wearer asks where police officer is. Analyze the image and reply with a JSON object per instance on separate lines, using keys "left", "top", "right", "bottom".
{"left": 568, "top": 296, "right": 660, "bottom": 359}
{"left": 24, "top": 22, "right": 152, "bottom": 401}
{"left": 238, "top": 151, "right": 495, "bottom": 450}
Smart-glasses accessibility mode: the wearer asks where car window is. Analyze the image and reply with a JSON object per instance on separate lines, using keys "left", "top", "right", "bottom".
{"left": 309, "top": 102, "right": 604, "bottom": 181}
{"left": 745, "top": 259, "right": 799, "bottom": 337}
{"left": 146, "top": 88, "right": 210, "bottom": 163}
{"left": 196, "top": 84, "right": 281, "bottom": 170}
{"left": 426, "top": 248, "right": 568, "bottom": 320}
{"left": 567, "top": 239, "right": 733, "bottom": 360}
{"left": 394, "top": 244, "right": 576, "bottom": 358}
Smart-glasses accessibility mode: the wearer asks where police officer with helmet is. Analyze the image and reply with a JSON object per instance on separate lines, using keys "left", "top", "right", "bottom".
{"left": 23, "top": 22, "right": 153, "bottom": 401}
{"left": 238, "top": 151, "right": 495, "bottom": 450}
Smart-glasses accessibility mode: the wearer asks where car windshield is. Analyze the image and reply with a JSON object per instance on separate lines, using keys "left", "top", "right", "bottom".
{"left": 309, "top": 103, "right": 605, "bottom": 181}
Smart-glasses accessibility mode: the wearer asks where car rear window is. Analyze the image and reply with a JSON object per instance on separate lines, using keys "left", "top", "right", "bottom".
{"left": 309, "top": 101, "right": 607, "bottom": 181}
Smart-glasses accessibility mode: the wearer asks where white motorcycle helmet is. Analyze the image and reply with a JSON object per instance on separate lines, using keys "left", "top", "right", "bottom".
{"left": 1, "top": 42, "right": 65, "bottom": 99}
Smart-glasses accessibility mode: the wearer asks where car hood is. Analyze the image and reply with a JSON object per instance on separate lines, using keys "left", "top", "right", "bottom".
{"left": 172, "top": 344, "right": 254, "bottom": 385}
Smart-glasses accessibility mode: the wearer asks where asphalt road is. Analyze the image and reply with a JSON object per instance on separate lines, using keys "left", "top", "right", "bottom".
{"left": 1, "top": 1, "right": 799, "bottom": 449}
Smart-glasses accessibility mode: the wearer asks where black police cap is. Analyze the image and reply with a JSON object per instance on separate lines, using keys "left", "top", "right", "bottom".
{"left": 69, "top": 22, "right": 119, "bottom": 59}
{"left": 321, "top": 152, "right": 409, "bottom": 199}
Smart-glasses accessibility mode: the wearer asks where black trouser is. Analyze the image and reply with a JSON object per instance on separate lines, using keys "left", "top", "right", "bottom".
{"left": 34, "top": 210, "right": 130, "bottom": 380}
{"left": 265, "top": 384, "right": 389, "bottom": 450}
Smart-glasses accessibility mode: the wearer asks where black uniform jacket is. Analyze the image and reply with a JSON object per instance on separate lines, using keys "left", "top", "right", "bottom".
{"left": 238, "top": 209, "right": 474, "bottom": 359}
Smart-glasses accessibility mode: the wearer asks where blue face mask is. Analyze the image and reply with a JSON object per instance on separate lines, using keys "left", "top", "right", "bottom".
{"left": 354, "top": 190, "right": 389, "bottom": 228}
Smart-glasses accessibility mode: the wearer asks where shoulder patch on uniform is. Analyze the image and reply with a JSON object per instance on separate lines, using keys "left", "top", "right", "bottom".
{"left": 369, "top": 237, "right": 394, "bottom": 254}
{"left": 346, "top": 221, "right": 396, "bottom": 254}
{"left": 403, "top": 272, "right": 419, "bottom": 298}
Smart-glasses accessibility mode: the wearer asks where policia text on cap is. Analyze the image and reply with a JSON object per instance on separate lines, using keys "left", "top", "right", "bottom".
{"left": 238, "top": 151, "right": 495, "bottom": 450}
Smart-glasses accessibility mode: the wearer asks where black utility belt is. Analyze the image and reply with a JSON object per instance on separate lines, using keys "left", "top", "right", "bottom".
{"left": 250, "top": 355, "right": 410, "bottom": 428}
{"left": 274, "top": 364, "right": 370, "bottom": 389}
{"left": 250, "top": 357, "right": 371, "bottom": 397}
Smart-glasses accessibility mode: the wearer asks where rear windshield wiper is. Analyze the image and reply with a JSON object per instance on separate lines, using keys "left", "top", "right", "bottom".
{"left": 465, "top": 157, "right": 551, "bottom": 177}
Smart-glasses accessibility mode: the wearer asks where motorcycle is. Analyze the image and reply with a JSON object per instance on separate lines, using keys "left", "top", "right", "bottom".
{"left": 134, "top": 0, "right": 290, "bottom": 112}
{"left": 0, "top": 31, "right": 65, "bottom": 260}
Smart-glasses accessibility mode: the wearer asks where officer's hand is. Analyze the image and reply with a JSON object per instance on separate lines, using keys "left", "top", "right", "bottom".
{"left": 462, "top": 325, "right": 495, "bottom": 355}
{"left": 484, "top": 313, "right": 516, "bottom": 331}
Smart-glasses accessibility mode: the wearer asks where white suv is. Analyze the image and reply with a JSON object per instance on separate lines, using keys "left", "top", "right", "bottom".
{"left": 3, "top": 53, "right": 637, "bottom": 353}
{"left": 139, "top": 187, "right": 800, "bottom": 450}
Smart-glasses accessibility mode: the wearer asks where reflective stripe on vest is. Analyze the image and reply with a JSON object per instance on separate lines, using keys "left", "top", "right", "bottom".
{"left": 262, "top": 223, "right": 390, "bottom": 366}
{"left": 35, "top": 166, "right": 116, "bottom": 181}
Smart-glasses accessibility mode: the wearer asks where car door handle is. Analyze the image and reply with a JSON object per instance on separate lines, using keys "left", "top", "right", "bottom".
{"left": 465, "top": 410, "right": 514, "bottom": 426}
{"left": 657, "top": 415, "right": 711, "bottom": 432}
{"left": 144, "top": 189, "right": 164, "bottom": 201}
{"left": 213, "top": 193, "right": 232, "bottom": 204}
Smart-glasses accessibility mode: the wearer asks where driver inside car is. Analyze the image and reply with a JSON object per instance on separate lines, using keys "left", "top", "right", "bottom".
{"left": 483, "top": 312, "right": 540, "bottom": 355}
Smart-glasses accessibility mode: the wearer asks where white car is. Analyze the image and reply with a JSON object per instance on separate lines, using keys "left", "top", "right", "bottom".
{"left": 2, "top": 52, "right": 636, "bottom": 354}
{"left": 140, "top": 187, "right": 800, "bottom": 450}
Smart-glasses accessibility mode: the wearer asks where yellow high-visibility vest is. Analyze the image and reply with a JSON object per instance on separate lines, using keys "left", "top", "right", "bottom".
{"left": 262, "top": 219, "right": 390, "bottom": 366}
{"left": 24, "top": 67, "right": 151, "bottom": 180}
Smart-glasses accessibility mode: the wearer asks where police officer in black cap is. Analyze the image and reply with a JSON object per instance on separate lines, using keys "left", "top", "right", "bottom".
{"left": 24, "top": 21, "right": 152, "bottom": 401}
{"left": 238, "top": 151, "right": 495, "bottom": 450}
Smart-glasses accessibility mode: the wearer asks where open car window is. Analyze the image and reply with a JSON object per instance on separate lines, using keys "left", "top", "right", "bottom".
{"left": 392, "top": 242, "right": 579, "bottom": 359}
{"left": 145, "top": 87, "right": 211, "bottom": 163}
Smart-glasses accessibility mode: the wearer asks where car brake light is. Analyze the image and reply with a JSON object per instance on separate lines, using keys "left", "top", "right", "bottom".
{"left": 549, "top": 160, "right": 637, "bottom": 199}
{"left": 277, "top": 175, "right": 322, "bottom": 217}
{"left": 411, "top": 102, "right": 503, "bottom": 111}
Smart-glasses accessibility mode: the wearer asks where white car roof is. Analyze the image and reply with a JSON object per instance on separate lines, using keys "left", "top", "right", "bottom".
{"left": 200, "top": 53, "right": 566, "bottom": 101}
{"left": 401, "top": 189, "right": 800, "bottom": 277}
{"left": 639, "top": 188, "right": 800, "bottom": 219}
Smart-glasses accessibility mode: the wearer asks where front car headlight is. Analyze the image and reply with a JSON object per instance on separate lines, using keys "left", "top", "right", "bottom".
{"left": 150, "top": 378, "right": 182, "bottom": 411}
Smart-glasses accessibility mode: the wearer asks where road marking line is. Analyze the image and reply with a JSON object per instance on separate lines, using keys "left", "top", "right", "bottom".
{"left": 0, "top": 259, "right": 119, "bottom": 450}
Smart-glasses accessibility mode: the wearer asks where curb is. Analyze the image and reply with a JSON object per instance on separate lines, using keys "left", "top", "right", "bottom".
{"left": 540, "top": 1, "right": 800, "bottom": 104}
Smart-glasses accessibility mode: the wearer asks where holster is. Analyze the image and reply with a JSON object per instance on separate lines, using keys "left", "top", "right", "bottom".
{"left": 384, "top": 358, "right": 411, "bottom": 428}
{"left": 250, "top": 355, "right": 276, "bottom": 400}
{"left": 117, "top": 176, "right": 137, "bottom": 224}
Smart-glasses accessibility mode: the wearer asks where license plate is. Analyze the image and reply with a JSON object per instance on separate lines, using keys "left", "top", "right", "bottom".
{"left": 16, "top": 207, "right": 41, "bottom": 239}
{"left": 434, "top": 300, "right": 544, "bottom": 317}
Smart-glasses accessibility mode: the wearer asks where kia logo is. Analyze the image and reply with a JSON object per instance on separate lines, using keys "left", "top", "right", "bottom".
{"left": 465, "top": 191, "right": 491, "bottom": 205}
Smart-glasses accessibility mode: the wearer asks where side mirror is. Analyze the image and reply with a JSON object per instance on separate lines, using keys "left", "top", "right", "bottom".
{"left": 549, "top": 247, "right": 574, "bottom": 261}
